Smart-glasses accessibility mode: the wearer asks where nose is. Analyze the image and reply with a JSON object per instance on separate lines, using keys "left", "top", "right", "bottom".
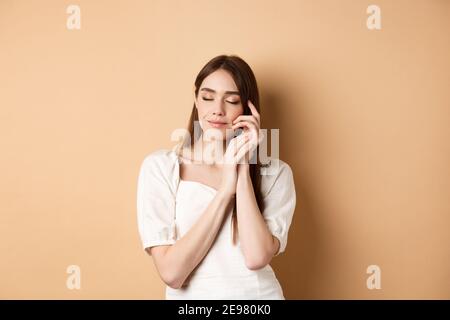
{"left": 211, "top": 100, "right": 225, "bottom": 116}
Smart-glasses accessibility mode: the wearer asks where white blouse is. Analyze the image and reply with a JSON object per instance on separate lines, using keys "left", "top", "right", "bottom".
{"left": 136, "top": 149, "right": 296, "bottom": 299}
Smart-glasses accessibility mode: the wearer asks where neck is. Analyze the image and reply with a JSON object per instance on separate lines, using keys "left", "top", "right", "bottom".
{"left": 189, "top": 134, "right": 228, "bottom": 165}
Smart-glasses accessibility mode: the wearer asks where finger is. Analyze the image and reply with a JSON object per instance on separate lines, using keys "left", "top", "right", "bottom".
{"left": 235, "top": 129, "right": 259, "bottom": 155}
{"left": 232, "top": 123, "right": 259, "bottom": 141}
{"left": 233, "top": 132, "right": 251, "bottom": 154}
{"left": 247, "top": 101, "right": 260, "bottom": 123}
{"left": 233, "top": 120, "right": 259, "bottom": 137}
{"left": 232, "top": 120, "right": 257, "bottom": 131}
{"left": 232, "top": 115, "right": 258, "bottom": 124}
{"left": 235, "top": 139, "right": 257, "bottom": 164}
{"left": 234, "top": 140, "right": 250, "bottom": 164}
{"left": 232, "top": 116, "right": 259, "bottom": 128}
{"left": 226, "top": 133, "right": 250, "bottom": 162}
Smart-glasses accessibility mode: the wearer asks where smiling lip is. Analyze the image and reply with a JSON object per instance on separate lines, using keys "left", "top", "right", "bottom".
{"left": 207, "top": 120, "right": 228, "bottom": 128}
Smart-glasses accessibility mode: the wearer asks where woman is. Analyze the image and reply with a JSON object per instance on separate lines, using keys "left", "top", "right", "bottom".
{"left": 137, "top": 55, "right": 296, "bottom": 299}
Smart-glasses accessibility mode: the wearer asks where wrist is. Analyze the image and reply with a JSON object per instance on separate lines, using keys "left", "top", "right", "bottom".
{"left": 238, "top": 164, "right": 250, "bottom": 178}
{"left": 218, "top": 185, "right": 236, "bottom": 200}
{"left": 237, "top": 168, "right": 251, "bottom": 189}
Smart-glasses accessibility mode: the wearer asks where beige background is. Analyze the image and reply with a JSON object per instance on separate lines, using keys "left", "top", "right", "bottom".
{"left": 1, "top": 0, "right": 449, "bottom": 299}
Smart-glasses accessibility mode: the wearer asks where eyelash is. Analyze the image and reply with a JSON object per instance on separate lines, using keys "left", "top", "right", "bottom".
{"left": 202, "top": 97, "right": 240, "bottom": 105}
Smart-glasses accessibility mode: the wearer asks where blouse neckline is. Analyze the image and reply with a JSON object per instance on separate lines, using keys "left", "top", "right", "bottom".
{"left": 171, "top": 149, "right": 219, "bottom": 194}
{"left": 178, "top": 179, "right": 218, "bottom": 193}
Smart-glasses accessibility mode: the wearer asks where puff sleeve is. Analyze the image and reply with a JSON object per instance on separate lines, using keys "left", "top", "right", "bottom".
{"left": 261, "top": 160, "right": 296, "bottom": 256}
{"left": 136, "top": 152, "right": 177, "bottom": 254}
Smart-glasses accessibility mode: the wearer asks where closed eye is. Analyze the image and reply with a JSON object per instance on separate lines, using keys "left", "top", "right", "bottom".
{"left": 202, "top": 97, "right": 240, "bottom": 105}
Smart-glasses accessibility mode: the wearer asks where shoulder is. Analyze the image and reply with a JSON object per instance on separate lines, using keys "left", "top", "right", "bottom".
{"left": 139, "top": 149, "right": 178, "bottom": 179}
{"left": 260, "top": 158, "right": 295, "bottom": 197}
{"left": 138, "top": 149, "right": 179, "bottom": 194}
{"left": 140, "top": 148, "right": 178, "bottom": 168}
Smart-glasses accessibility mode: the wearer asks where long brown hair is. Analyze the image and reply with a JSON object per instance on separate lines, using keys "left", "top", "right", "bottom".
{"left": 176, "top": 54, "right": 264, "bottom": 245}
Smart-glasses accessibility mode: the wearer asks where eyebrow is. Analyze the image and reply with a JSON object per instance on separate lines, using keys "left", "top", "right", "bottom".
{"left": 200, "top": 87, "right": 240, "bottom": 95}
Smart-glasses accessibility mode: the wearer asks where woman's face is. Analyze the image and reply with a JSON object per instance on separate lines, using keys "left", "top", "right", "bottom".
{"left": 194, "top": 69, "right": 244, "bottom": 139}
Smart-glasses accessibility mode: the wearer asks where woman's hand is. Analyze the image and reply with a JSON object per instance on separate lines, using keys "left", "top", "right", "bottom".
{"left": 219, "top": 132, "right": 251, "bottom": 196}
{"left": 219, "top": 100, "right": 264, "bottom": 195}
{"left": 231, "top": 101, "right": 264, "bottom": 173}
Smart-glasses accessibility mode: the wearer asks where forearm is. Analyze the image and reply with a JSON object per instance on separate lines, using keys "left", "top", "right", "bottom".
{"left": 160, "top": 188, "right": 234, "bottom": 288}
{"left": 236, "top": 167, "right": 275, "bottom": 269}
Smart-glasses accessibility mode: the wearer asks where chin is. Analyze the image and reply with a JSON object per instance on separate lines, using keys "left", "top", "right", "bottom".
{"left": 203, "top": 126, "right": 230, "bottom": 140}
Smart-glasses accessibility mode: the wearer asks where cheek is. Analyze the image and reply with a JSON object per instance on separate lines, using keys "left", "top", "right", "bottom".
{"left": 195, "top": 102, "right": 210, "bottom": 131}
{"left": 196, "top": 102, "right": 208, "bottom": 118}
{"left": 230, "top": 107, "right": 244, "bottom": 120}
